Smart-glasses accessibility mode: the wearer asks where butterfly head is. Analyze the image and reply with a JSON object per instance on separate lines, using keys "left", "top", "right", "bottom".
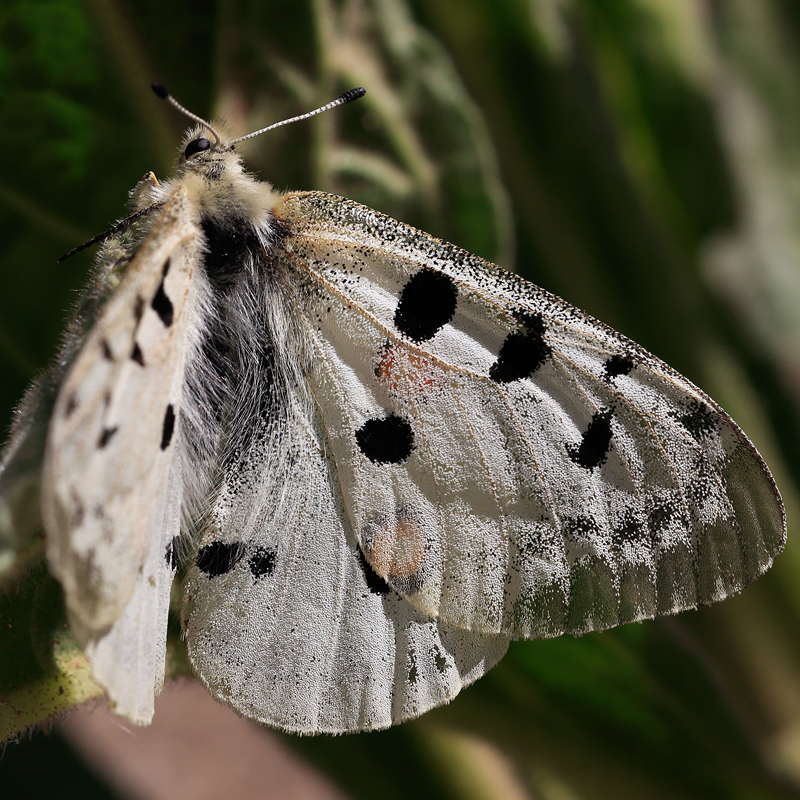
{"left": 151, "top": 81, "right": 366, "bottom": 226}
{"left": 168, "top": 124, "right": 278, "bottom": 228}
{"left": 177, "top": 125, "right": 238, "bottom": 172}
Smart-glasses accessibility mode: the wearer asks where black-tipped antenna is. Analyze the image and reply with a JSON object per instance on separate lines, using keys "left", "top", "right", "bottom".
{"left": 228, "top": 87, "right": 367, "bottom": 145}
{"left": 151, "top": 81, "right": 222, "bottom": 145}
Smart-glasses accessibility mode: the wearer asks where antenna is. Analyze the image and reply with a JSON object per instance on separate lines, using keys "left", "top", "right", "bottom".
{"left": 151, "top": 82, "right": 366, "bottom": 146}
{"left": 151, "top": 82, "right": 223, "bottom": 144}
{"left": 229, "top": 87, "right": 366, "bottom": 144}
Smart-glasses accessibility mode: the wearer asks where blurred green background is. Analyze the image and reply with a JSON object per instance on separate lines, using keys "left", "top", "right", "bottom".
{"left": 3, "top": 0, "right": 800, "bottom": 798}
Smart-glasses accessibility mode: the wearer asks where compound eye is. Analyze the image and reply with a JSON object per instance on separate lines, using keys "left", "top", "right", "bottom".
{"left": 184, "top": 137, "right": 210, "bottom": 159}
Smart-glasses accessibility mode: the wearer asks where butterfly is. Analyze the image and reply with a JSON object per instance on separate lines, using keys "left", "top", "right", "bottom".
{"left": 0, "top": 83, "right": 785, "bottom": 735}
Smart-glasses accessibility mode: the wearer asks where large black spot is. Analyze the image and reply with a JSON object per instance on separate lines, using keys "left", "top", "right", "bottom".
{"left": 677, "top": 400, "right": 719, "bottom": 441}
{"left": 603, "top": 353, "right": 634, "bottom": 380}
{"left": 196, "top": 541, "right": 246, "bottom": 577}
{"left": 566, "top": 408, "right": 613, "bottom": 470}
{"left": 355, "top": 414, "right": 414, "bottom": 464}
{"left": 160, "top": 404, "right": 175, "bottom": 450}
{"left": 97, "top": 426, "right": 118, "bottom": 449}
{"left": 489, "top": 312, "right": 551, "bottom": 383}
{"left": 357, "top": 549, "right": 390, "bottom": 595}
{"left": 249, "top": 546, "right": 277, "bottom": 579}
{"left": 394, "top": 268, "right": 457, "bottom": 342}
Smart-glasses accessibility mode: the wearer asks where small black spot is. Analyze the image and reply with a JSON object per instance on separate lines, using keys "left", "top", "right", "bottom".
{"left": 65, "top": 394, "right": 78, "bottom": 417}
{"left": 647, "top": 501, "right": 684, "bottom": 534}
{"left": 564, "top": 516, "right": 603, "bottom": 538}
{"left": 355, "top": 413, "right": 414, "bottom": 464}
{"left": 151, "top": 277, "right": 174, "bottom": 327}
{"left": 394, "top": 268, "right": 458, "bottom": 342}
{"left": 184, "top": 137, "right": 210, "bottom": 159}
{"left": 566, "top": 408, "right": 614, "bottom": 470}
{"left": 165, "top": 536, "right": 180, "bottom": 570}
{"left": 133, "top": 296, "right": 145, "bottom": 323}
{"left": 196, "top": 541, "right": 246, "bottom": 577}
{"left": 358, "top": 549, "right": 390, "bottom": 595}
{"left": 433, "top": 648, "right": 448, "bottom": 674}
{"left": 71, "top": 497, "right": 85, "bottom": 527}
{"left": 131, "top": 342, "right": 145, "bottom": 366}
{"left": 101, "top": 339, "right": 113, "bottom": 361}
{"left": 248, "top": 546, "right": 277, "bottom": 579}
{"left": 604, "top": 353, "right": 634, "bottom": 380}
{"left": 612, "top": 513, "right": 645, "bottom": 550}
{"left": 489, "top": 312, "right": 551, "bottom": 383}
{"left": 677, "top": 400, "right": 719, "bottom": 441}
{"left": 97, "top": 426, "right": 118, "bottom": 448}
{"left": 160, "top": 404, "right": 175, "bottom": 450}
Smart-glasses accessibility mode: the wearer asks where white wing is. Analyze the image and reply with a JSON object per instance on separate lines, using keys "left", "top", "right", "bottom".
{"left": 274, "top": 191, "right": 785, "bottom": 638}
{"left": 182, "top": 388, "right": 509, "bottom": 734}
{"left": 43, "top": 187, "right": 202, "bottom": 722}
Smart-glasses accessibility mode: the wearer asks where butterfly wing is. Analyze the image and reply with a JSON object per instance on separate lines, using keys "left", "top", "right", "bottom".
{"left": 43, "top": 187, "right": 202, "bottom": 722}
{"left": 274, "top": 191, "right": 785, "bottom": 638}
{"left": 182, "top": 379, "right": 510, "bottom": 734}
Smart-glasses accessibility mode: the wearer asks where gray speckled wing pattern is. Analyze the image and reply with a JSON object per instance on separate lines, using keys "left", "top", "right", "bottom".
{"left": 182, "top": 395, "right": 510, "bottom": 734}
{"left": 270, "top": 191, "right": 785, "bottom": 640}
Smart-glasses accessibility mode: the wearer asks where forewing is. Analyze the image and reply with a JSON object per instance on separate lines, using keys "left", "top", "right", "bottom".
{"left": 182, "top": 398, "right": 509, "bottom": 734}
{"left": 43, "top": 187, "right": 201, "bottom": 721}
{"left": 274, "top": 191, "right": 785, "bottom": 638}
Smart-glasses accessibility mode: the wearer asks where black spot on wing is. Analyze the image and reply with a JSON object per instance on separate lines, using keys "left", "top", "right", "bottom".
{"left": 676, "top": 400, "right": 720, "bottom": 441}
{"left": 394, "top": 268, "right": 457, "bottom": 342}
{"left": 248, "top": 546, "right": 276, "bottom": 579}
{"left": 566, "top": 408, "right": 613, "bottom": 470}
{"left": 647, "top": 499, "right": 687, "bottom": 535}
{"left": 196, "top": 541, "right": 246, "bottom": 577}
{"left": 70, "top": 492, "right": 85, "bottom": 527}
{"left": 160, "top": 404, "right": 175, "bottom": 450}
{"left": 101, "top": 339, "right": 113, "bottom": 361}
{"left": 357, "top": 549, "right": 390, "bottom": 595}
{"left": 564, "top": 515, "right": 602, "bottom": 539}
{"left": 151, "top": 277, "right": 174, "bottom": 327}
{"left": 97, "top": 426, "right": 118, "bottom": 448}
{"left": 612, "top": 513, "right": 645, "bottom": 551}
{"left": 131, "top": 342, "right": 145, "bottom": 366}
{"left": 65, "top": 394, "right": 78, "bottom": 418}
{"left": 604, "top": 354, "right": 634, "bottom": 381}
{"left": 133, "top": 296, "right": 145, "bottom": 323}
{"left": 356, "top": 413, "right": 414, "bottom": 464}
{"left": 489, "top": 311, "right": 551, "bottom": 383}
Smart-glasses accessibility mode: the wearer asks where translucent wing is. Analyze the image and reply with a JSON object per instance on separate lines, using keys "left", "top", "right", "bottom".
{"left": 182, "top": 374, "right": 509, "bottom": 735}
{"left": 43, "top": 188, "right": 202, "bottom": 722}
{"left": 274, "top": 191, "right": 785, "bottom": 638}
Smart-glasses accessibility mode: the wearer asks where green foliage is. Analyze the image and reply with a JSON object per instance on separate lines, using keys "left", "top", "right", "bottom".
{"left": 2, "top": 0, "right": 800, "bottom": 797}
